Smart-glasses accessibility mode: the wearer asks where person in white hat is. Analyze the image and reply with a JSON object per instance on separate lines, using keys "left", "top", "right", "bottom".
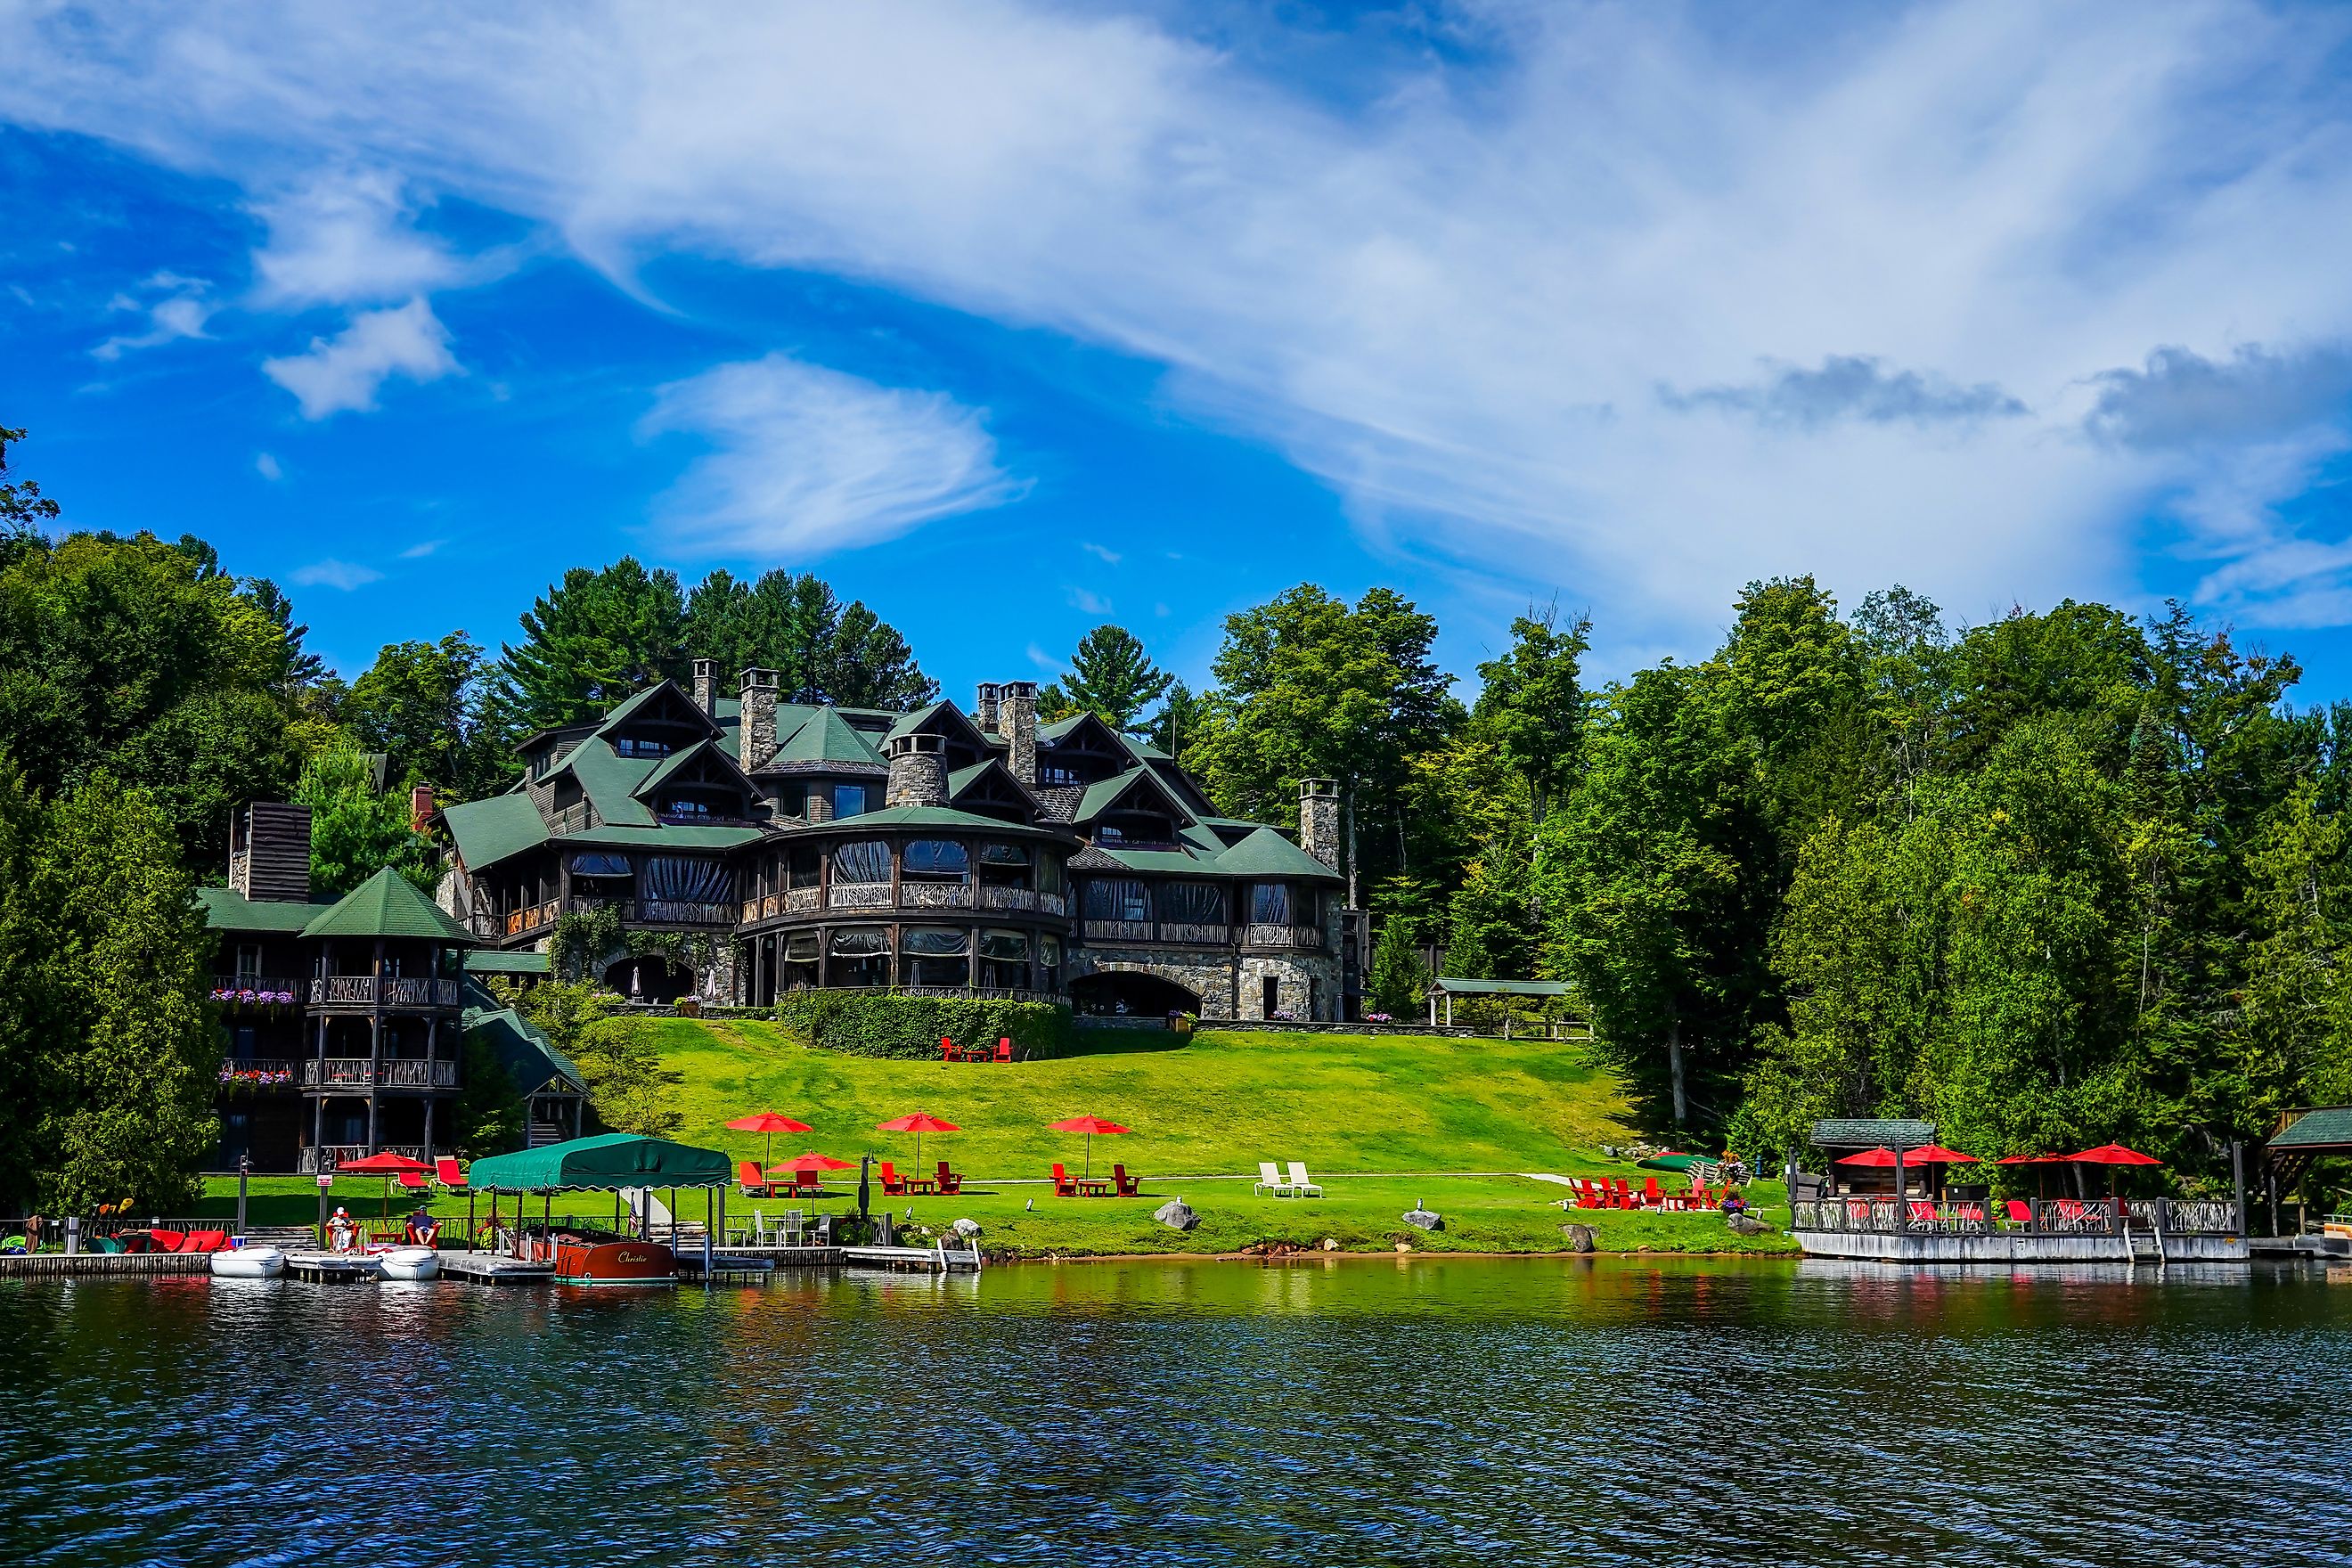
{"left": 327, "top": 1206, "right": 356, "bottom": 1253}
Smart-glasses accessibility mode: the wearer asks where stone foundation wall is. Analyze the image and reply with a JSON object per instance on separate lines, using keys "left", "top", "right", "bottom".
{"left": 1066, "top": 945, "right": 1344, "bottom": 1022}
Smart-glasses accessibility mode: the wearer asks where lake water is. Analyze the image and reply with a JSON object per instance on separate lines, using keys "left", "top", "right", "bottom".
{"left": 4, "top": 1257, "right": 2348, "bottom": 1566}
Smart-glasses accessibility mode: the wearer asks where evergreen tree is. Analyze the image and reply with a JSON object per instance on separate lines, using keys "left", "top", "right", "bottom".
{"left": 1147, "top": 679, "right": 1211, "bottom": 759}
{"left": 1366, "top": 913, "right": 1431, "bottom": 1019}
{"left": 0, "top": 757, "right": 46, "bottom": 1209}
{"left": 679, "top": 568, "right": 935, "bottom": 708}
{"left": 1057, "top": 625, "right": 1172, "bottom": 734}
{"left": 296, "top": 747, "right": 435, "bottom": 894}
{"left": 347, "top": 632, "right": 505, "bottom": 796}
{"left": 495, "top": 558, "right": 689, "bottom": 729}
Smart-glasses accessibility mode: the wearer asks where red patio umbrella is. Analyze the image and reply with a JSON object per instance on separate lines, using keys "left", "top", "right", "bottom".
{"left": 1048, "top": 1115, "right": 1131, "bottom": 1178}
{"left": 772, "top": 1151, "right": 856, "bottom": 1174}
{"left": 1833, "top": 1147, "right": 1901, "bottom": 1166}
{"left": 336, "top": 1150, "right": 429, "bottom": 1218}
{"left": 876, "top": 1113, "right": 960, "bottom": 1167}
{"left": 2070, "top": 1142, "right": 2163, "bottom": 1201}
{"left": 726, "top": 1111, "right": 813, "bottom": 1167}
{"left": 1903, "top": 1145, "right": 1978, "bottom": 1164}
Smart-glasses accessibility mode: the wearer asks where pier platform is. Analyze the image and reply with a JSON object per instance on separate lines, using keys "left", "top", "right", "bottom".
{"left": 286, "top": 1252, "right": 380, "bottom": 1282}
{"left": 841, "top": 1243, "right": 984, "bottom": 1272}
{"left": 0, "top": 1251, "right": 208, "bottom": 1278}
{"left": 441, "top": 1252, "right": 556, "bottom": 1285}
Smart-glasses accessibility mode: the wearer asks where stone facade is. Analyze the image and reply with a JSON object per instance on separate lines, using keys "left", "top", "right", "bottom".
{"left": 739, "top": 666, "right": 779, "bottom": 769}
{"left": 885, "top": 733, "right": 949, "bottom": 807}
{"left": 998, "top": 680, "right": 1038, "bottom": 784}
{"left": 1297, "top": 779, "right": 1341, "bottom": 871}
{"left": 1065, "top": 944, "right": 1344, "bottom": 1022}
{"left": 691, "top": 657, "right": 717, "bottom": 715}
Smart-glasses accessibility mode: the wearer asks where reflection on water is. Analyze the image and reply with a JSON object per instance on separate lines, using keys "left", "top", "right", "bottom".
{"left": 4, "top": 1257, "right": 2348, "bottom": 1566}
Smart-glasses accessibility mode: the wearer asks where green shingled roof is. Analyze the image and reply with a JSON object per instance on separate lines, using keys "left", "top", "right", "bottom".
{"left": 836, "top": 804, "right": 1071, "bottom": 837}
{"left": 196, "top": 886, "right": 338, "bottom": 933}
{"left": 462, "top": 1003, "right": 584, "bottom": 1098}
{"left": 2271, "top": 1107, "right": 2352, "bottom": 1149}
{"left": 772, "top": 706, "right": 886, "bottom": 769}
{"left": 300, "top": 867, "right": 478, "bottom": 943}
{"left": 549, "top": 739, "right": 657, "bottom": 827}
{"left": 464, "top": 949, "right": 551, "bottom": 976}
{"left": 1214, "top": 827, "right": 1343, "bottom": 881}
{"left": 442, "top": 793, "right": 551, "bottom": 870}
{"left": 1810, "top": 1117, "right": 1936, "bottom": 1148}
{"left": 1074, "top": 769, "right": 1193, "bottom": 825}
{"left": 559, "top": 825, "right": 764, "bottom": 851}
{"left": 1101, "top": 846, "right": 1215, "bottom": 875}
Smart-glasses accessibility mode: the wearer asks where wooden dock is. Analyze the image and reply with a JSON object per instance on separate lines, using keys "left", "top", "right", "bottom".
{"left": 440, "top": 1251, "right": 556, "bottom": 1285}
{"left": 841, "top": 1242, "right": 984, "bottom": 1272}
{"left": 286, "top": 1251, "right": 380, "bottom": 1283}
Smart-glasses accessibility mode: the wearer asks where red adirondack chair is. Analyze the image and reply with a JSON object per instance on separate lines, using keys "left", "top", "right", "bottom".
{"left": 1610, "top": 1178, "right": 1635, "bottom": 1209}
{"left": 738, "top": 1160, "right": 774, "bottom": 1197}
{"left": 939, "top": 1036, "right": 960, "bottom": 1063}
{"left": 935, "top": 1161, "right": 963, "bottom": 1195}
{"left": 1113, "top": 1164, "right": 1140, "bottom": 1197}
{"left": 879, "top": 1161, "right": 909, "bottom": 1196}
{"left": 1640, "top": 1176, "right": 1664, "bottom": 1208}
{"left": 1051, "top": 1163, "right": 1079, "bottom": 1197}
{"left": 788, "top": 1169, "right": 824, "bottom": 1197}
{"left": 992, "top": 1038, "right": 1014, "bottom": 1063}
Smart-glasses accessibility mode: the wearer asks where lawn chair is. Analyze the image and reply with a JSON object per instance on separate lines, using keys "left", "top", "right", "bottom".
{"left": 878, "top": 1160, "right": 908, "bottom": 1196}
{"left": 1686, "top": 1182, "right": 1711, "bottom": 1209}
{"left": 1640, "top": 1176, "right": 1665, "bottom": 1208}
{"left": 1574, "top": 1180, "right": 1606, "bottom": 1210}
{"left": 992, "top": 1038, "right": 1014, "bottom": 1063}
{"left": 398, "top": 1171, "right": 429, "bottom": 1191}
{"left": 1286, "top": 1161, "right": 1324, "bottom": 1197}
{"left": 788, "top": 1170, "right": 824, "bottom": 1198}
{"left": 2003, "top": 1199, "right": 2034, "bottom": 1228}
{"left": 1610, "top": 1178, "right": 1635, "bottom": 1209}
{"left": 1113, "top": 1164, "right": 1140, "bottom": 1197}
{"left": 1255, "top": 1161, "right": 1294, "bottom": 1196}
{"left": 777, "top": 1208, "right": 806, "bottom": 1247}
{"left": 436, "top": 1156, "right": 469, "bottom": 1191}
{"left": 1051, "top": 1163, "right": 1080, "bottom": 1197}
{"left": 738, "top": 1160, "right": 775, "bottom": 1198}
{"left": 939, "top": 1036, "right": 960, "bottom": 1063}
{"left": 935, "top": 1161, "right": 962, "bottom": 1196}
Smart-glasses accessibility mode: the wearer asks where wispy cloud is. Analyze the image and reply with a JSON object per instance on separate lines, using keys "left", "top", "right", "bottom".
{"left": 1662, "top": 356, "right": 2029, "bottom": 430}
{"left": 249, "top": 168, "right": 463, "bottom": 308}
{"left": 290, "top": 558, "right": 383, "bottom": 590}
{"left": 398, "top": 537, "right": 446, "bottom": 559}
{"left": 255, "top": 452, "right": 282, "bottom": 481}
{"left": 1066, "top": 585, "right": 1112, "bottom": 615}
{"left": 262, "top": 298, "right": 458, "bottom": 419}
{"left": 1025, "top": 641, "right": 1062, "bottom": 674}
{"left": 93, "top": 274, "right": 213, "bottom": 360}
{"left": 1081, "top": 542, "right": 1121, "bottom": 565}
{"left": 641, "top": 353, "right": 1022, "bottom": 556}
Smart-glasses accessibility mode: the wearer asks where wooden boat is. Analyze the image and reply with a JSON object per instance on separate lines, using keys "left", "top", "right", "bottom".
{"left": 551, "top": 1229, "right": 675, "bottom": 1286}
{"left": 208, "top": 1245, "right": 286, "bottom": 1279}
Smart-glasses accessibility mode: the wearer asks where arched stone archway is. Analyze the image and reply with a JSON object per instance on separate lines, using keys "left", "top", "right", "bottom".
{"left": 603, "top": 953, "right": 692, "bottom": 1003}
{"left": 1067, "top": 969, "right": 1202, "bottom": 1019}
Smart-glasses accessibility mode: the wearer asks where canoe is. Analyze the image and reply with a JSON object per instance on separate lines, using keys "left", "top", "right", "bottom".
{"left": 209, "top": 1245, "right": 287, "bottom": 1279}
{"left": 376, "top": 1245, "right": 440, "bottom": 1281}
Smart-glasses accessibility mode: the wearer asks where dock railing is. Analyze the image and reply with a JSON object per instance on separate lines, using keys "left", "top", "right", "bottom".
{"left": 1793, "top": 1196, "right": 2243, "bottom": 1237}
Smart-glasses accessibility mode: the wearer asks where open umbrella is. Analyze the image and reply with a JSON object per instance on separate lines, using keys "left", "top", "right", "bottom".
{"left": 1048, "top": 1115, "right": 1131, "bottom": 1178}
{"left": 726, "top": 1111, "right": 813, "bottom": 1168}
{"left": 1903, "top": 1145, "right": 1979, "bottom": 1164}
{"left": 877, "top": 1112, "right": 960, "bottom": 1168}
{"left": 337, "top": 1150, "right": 429, "bottom": 1219}
{"left": 1833, "top": 1147, "right": 1901, "bottom": 1166}
{"left": 2069, "top": 1143, "right": 2163, "bottom": 1202}
{"left": 770, "top": 1151, "right": 856, "bottom": 1204}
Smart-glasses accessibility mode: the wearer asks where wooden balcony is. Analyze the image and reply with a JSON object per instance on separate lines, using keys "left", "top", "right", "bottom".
{"left": 306, "top": 976, "right": 466, "bottom": 1009}
{"left": 218, "top": 1058, "right": 297, "bottom": 1088}
{"left": 570, "top": 895, "right": 735, "bottom": 927}
{"left": 209, "top": 976, "right": 301, "bottom": 1004}
{"left": 302, "top": 1058, "right": 460, "bottom": 1089}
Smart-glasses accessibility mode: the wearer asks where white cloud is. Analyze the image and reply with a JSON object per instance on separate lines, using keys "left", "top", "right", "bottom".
{"left": 262, "top": 298, "right": 459, "bottom": 419}
{"left": 290, "top": 558, "right": 383, "bottom": 589}
{"left": 398, "top": 537, "right": 446, "bottom": 559}
{"left": 92, "top": 277, "right": 213, "bottom": 359}
{"left": 255, "top": 452, "right": 282, "bottom": 480}
{"left": 1025, "top": 641, "right": 1062, "bottom": 674}
{"left": 8, "top": 3, "right": 2352, "bottom": 638}
{"left": 249, "top": 168, "right": 465, "bottom": 307}
{"left": 1066, "top": 586, "right": 1113, "bottom": 615}
{"left": 1081, "top": 542, "right": 1122, "bottom": 565}
{"left": 641, "top": 353, "right": 1021, "bottom": 556}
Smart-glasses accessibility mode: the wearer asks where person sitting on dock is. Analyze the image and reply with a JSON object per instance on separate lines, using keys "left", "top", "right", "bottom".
{"left": 327, "top": 1207, "right": 356, "bottom": 1252}
{"left": 404, "top": 1206, "right": 439, "bottom": 1246}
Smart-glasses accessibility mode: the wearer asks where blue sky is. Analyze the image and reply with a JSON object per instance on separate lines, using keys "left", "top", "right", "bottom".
{"left": 5, "top": 2, "right": 2352, "bottom": 702}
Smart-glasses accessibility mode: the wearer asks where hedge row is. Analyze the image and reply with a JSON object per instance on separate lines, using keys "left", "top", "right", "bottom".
{"left": 772, "top": 992, "right": 1076, "bottom": 1060}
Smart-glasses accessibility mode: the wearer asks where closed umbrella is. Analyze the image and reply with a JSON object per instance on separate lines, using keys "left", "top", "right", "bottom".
{"left": 876, "top": 1113, "right": 960, "bottom": 1168}
{"left": 1047, "top": 1115, "right": 1131, "bottom": 1178}
{"left": 725, "top": 1111, "right": 813, "bottom": 1168}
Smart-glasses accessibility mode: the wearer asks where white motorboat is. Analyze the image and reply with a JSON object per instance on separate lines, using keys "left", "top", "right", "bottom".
{"left": 376, "top": 1245, "right": 440, "bottom": 1281}
{"left": 208, "top": 1245, "right": 287, "bottom": 1279}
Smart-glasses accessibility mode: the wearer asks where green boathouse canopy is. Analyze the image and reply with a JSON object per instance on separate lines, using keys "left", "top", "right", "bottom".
{"left": 468, "top": 1132, "right": 732, "bottom": 1193}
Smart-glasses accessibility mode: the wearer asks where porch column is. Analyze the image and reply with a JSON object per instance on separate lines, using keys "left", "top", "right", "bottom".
{"left": 422, "top": 1096, "right": 435, "bottom": 1161}
{"left": 312, "top": 1011, "right": 327, "bottom": 1155}
{"left": 366, "top": 1014, "right": 380, "bottom": 1152}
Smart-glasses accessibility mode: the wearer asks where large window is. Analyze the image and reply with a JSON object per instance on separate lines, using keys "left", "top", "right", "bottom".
{"left": 834, "top": 784, "right": 869, "bottom": 818}
{"left": 829, "top": 926, "right": 890, "bottom": 986}
{"left": 1037, "top": 853, "right": 1065, "bottom": 895}
{"left": 1084, "top": 878, "right": 1151, "bottom": 922}
{"left": 1251, "top": 882, "right": 1296, "bottom": 925}
{"left": 788, "top": 845, "right": 822, "bottom": 888}
{"left": 978, "top": 928, "right": 1030, "bottom": 989}
{"left": 832, "top": 840, "right": 891, "bottom": 885}
{"left": 903, "top": 840, "right": 970, "bottom": 881}
{"left": 1159, "top": 882, "right": 1227, "bottom": 927}
{"left": 902, "top": 926, "right": 969, "bottom": 987}
{"left": 612, "top": 736, "right": 672, "bottom": 758}
{"left": 643, "top": 857, "right": 731, "bottom": 904}
{"left": 978, "top": 843, "right": 1029, "bottom": 888}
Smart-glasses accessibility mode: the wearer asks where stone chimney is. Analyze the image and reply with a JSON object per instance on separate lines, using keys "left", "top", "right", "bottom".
{"left": 738, "top": 666, "right": 779, "bottom": 771}
{"left": 691, "top": 657, "right": 717, "bottom": 715}
{"left": 886, "top": 731, "right": 948, "bottom": 808}
{"left": 999, "top": 680, "right": 1038, "bottom": 785}
{"left": 975, "top": 682, "right": 1002, "bottom": 736}
{"left": 229, "top": 801, "right": 313, "bottom": 903}
{"left": 1298, "top": 779, "right": 1342, "bottom": 872}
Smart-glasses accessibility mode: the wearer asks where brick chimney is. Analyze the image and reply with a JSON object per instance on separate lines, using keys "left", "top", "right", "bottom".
{"left": 691, "top": 657, "right": 717, "bottom": 715}
{"left": 1298, "top": 779, "right": 1341, "bottom": 872}
{"left": 999, "top": 680, "right": 1038, "bottom": 785}
{"left": 229, "top": 801, "right": 313, "bottom": 903}
{"left": 975, "top": 682, "right": 1002, "bottom": 736}
{"left": 409, "top": 786, "right": 435, "bottom": 835}
{"left": 886, "top": 731, "right": 948, "bottom": 807}
{"left": 738, "top": 666, "right": 779, "bottom": 770}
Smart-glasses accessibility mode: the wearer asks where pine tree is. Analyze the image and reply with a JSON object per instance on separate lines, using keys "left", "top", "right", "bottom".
{"left": 1059, "top": 625, "right": 1172, "bottom": 733}
{"left": 1366, "top": 914, "right": 1430, "bottom": 1020}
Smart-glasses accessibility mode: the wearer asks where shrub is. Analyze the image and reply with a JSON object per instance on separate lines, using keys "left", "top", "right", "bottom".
{"left": 772, "top": 992, "right": 1075, "bottom": 1059}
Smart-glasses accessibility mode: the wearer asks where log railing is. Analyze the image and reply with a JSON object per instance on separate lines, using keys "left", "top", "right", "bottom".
{"left": 1244, "top": 923, "right": 1325, "bottom": 951}
{"left": 307, "top": 976, "right": 464, "bottom": 1009}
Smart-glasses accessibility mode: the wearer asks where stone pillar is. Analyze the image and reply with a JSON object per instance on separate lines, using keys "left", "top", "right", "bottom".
{"left": 976, "top": 682, "right": 1002, "bottom": 735}
{"left": 886, "top": 732, "right": 949, "bottom": 807}
{"left": 999, "top": 680, "right": 1038, "bottom": 785}
{"left": 1298, "top": 779, "right": 1342, "bottom": 871}
{"left": 691, "top": 657, "right": 717, "bottom": 715}
{"left": 738, "top": 666, "right": 780, "bottom": 770}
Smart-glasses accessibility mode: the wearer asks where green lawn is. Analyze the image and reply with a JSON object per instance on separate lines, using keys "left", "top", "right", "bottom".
{"left": 198, "top": 1025, "right": 1795, "bottom": 1256}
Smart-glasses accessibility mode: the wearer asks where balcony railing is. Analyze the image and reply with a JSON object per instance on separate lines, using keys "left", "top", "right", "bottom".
{"left": 307, "top": 976, "right": 465, "bottom": 1009}
{"left": 900, "top": 882, "right": 973, "bottom": 909}
{"left": 1083, "top": 919, "right": 1156, "bottom": 943}
{"left": 570, "top": 896, "right": 735, "bottom": 927}
{"left": 302, "top": 1058, "right": 459, "bottom": 1089}
{"left": 492, "top": 899, "right": 558, "bottom": 937}
{"left": 1244, "top": 923, "right": 1326, "bottom": 951}
{"left": 219, "top": 1058, "right": 297, "bottom": 1088}
{"left": 210, "top": 976, "right": 302, "bottom": 1004}
{"left": 1791, "top": 1196, "right": 2242, "bottom": 1237}
{"left": 829, "top": 883, "right": 893, "bottom": 911}
{"left": 980, "top": 886, "right": 1038, "bottom": 911}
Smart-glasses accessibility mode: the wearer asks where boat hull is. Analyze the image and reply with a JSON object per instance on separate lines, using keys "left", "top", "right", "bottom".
{"left": 554, "top": 1238, "right": 675, "bottom": 1285}
{"left": 377, "top": 1245, "right": 440, "bottom": 1281}
{"left": 209, "top": 1245, "right": 286, "bottom": 1279}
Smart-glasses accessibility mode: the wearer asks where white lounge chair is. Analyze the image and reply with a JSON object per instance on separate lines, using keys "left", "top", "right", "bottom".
{"left": 1254, "top": 1161, "right": 1295, "bottom": 1196}
{"left": 1286, "top": 1161, "right": 1325, "bottom": 1197}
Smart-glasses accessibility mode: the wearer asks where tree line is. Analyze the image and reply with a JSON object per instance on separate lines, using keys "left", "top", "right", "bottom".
{"left": 3, "top": 418, "right": 2348, "bottom": 1207}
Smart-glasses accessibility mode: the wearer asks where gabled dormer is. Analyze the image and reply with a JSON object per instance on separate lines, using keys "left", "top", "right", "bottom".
{"left": 1073, "top": 767, "right": 1196, "bottom": 849}
{"left": 593, "top": 679, "right": 723, "bottom": 762}
{"left": 1036, "top": 711, "right": 1132, "bottom": 788}
{"left": 946, "top": 758, "right": 1042, "bottom": 826}
{"left": 633, "top": 739, "right": 764, "bottom": 826}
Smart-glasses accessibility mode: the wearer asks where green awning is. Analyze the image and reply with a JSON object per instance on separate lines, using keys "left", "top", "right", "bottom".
{"left": 466, "top": 1132, "right": 732, "bottom": 1192}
